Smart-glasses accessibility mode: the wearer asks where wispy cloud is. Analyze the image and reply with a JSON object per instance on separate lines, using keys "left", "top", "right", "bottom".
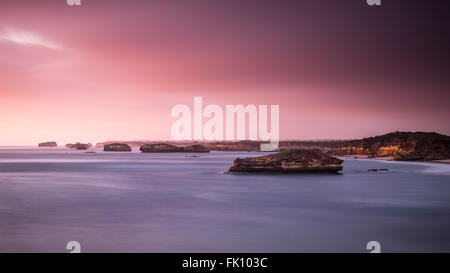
{"left": 0, "top": 28, "right": 62, "bottom": 51}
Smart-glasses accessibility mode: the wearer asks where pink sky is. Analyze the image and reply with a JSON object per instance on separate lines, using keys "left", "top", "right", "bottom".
{"left": 0, "top": 1, "right": 449, "bottom": 145}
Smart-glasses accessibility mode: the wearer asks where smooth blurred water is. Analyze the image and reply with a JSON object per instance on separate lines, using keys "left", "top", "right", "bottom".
{"left": 0, "top": 147, "right": 449, "bottom": 253}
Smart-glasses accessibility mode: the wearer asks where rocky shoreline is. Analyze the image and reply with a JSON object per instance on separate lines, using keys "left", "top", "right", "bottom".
{"left": 35, "top": 131, "right": 449, "bottom": 166}
{"left": 94, "top": 131, "right": 450, "bottom": 162}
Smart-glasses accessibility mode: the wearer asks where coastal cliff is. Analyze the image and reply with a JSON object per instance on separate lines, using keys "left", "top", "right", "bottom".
{"left": 229, "top": 149, "right": 343, "bottom": 173}
{"left": 140, "top": 143, "right": 209, "bottom": 153}
{"left": 327, "top": 132, "right": 450, "bottom": 161}
{"left": 38, "top": 141, "right": 57, "bottom": 147}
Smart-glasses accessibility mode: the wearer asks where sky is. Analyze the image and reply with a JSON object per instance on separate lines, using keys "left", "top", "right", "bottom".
{"left": 0, "top": 0, "right": 449, "bottom": 145}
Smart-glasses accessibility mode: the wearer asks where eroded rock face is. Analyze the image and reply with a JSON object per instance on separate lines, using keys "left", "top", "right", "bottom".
{"left": 38, "top": 141, "right": 57, "bottom": 147}
{"left": 229, "top": 149, "right": 343, "bottom": 173}
{"left": 139, "top": 143, "right": 209, "bottom": 153}
{"left": 327, "top": 131, "right": 450, "bottom": 161}
{"left": 104, "top": 143, "right": 132, "bottom": 152}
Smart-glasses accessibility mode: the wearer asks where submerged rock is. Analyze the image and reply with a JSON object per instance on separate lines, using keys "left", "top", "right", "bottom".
{"left": 368, "top": 168, "right": 389, "bottom": 172}
{"left": 229, "top": 149, "right": 343, "bottom": 173}
{"left": 140, "top": 143, "right": 209, "bottom": 153}
{"left": 38, "top": 141, "right": 57, "bottom": 147}
{"left": 104, "top": 143, "right": 132, "bottom": 152}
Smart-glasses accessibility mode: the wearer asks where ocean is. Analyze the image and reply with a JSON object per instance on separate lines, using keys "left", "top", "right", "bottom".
{"left": 0, "top": 147, "right": 449, "bottom": 252}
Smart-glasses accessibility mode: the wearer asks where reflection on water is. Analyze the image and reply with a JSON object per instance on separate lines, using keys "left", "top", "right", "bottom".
{"left": 0, "top": 148, "right": 449, "bottom": 252}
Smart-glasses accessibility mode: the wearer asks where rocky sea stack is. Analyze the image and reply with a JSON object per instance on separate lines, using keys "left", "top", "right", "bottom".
{"left": 38, "top": 141, "right": 57, "bottom": 147}
{"left": 229, "top": 149, "right": 343, "bottom": 173}
{"left": 140, "top": 143, "right": 209, "bottom": 153}
{"left": 104, "top": 143, "right": 132, "bottom": 152}
{"left": 66, "top": 142, "right": 91, "bottom": 150}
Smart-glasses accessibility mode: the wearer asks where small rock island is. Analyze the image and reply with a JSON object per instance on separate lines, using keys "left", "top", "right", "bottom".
{"left": 66, "top": 142, "right": 91, "bottom": 150}
{"left": 38, "top": 141, "right": 57, "bottom": 147}
{"left": 229, "top": 149, "right": 343, "bottom": 173}
{"left": 104, "top": 143, "right": 132, "bottom": 152}
{"left": 140, "top": 143, "right": 209, "bottom": 153}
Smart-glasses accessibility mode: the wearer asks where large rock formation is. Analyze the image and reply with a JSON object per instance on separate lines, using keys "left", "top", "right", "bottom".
{"left": 38, "top": 141, "right": 57, "bottom": 147}
{"left": 229, "top": 149, "right": 343, "bottom": 173}
{"left": 327, "top": 131, "right": 450, "bottom": 161}
{"left": 66, "top": 142, "right": 91, "bottom": 150}
{"left": 104, "top": 143, "right": 132, "bottom": 152}
{"left": 140, "top": 143, "right": 209, "bottom": 153}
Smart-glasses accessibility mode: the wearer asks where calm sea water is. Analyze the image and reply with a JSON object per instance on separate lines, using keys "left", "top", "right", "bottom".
{"left": 0, "top": 147, "right": 449, "bottom": 253}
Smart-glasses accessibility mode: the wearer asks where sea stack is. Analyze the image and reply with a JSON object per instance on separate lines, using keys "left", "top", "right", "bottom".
{"left": 66, "top": 142, "right": 90, "bottom": 150}
{"left": 140, "top": 143, "right": 209, "bottom": 153}
{"left": 229, "top": 149, "right": 343, "bottom": 173}
{"left": 104, "top": 143, "right": 132, "bottom": 152}
{"left": 38, "top": 141, "right": 57, "bottom": 147}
